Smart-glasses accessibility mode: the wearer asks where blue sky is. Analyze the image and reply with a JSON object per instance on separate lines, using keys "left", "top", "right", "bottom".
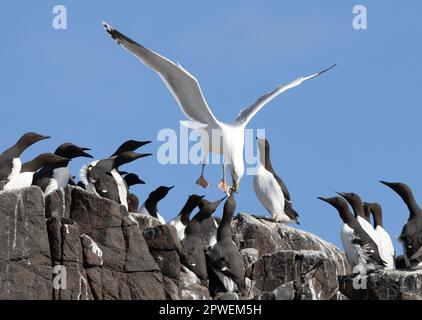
{"left": 1, "top": 1, "right": 421, "bottom": 253}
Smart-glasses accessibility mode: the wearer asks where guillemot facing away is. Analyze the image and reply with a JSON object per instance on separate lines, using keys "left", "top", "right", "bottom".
{"left": 3, "top": 153, "right": 68, "bottom": 191}
{"left": 318, "top": 196, "right": 386, "bottom": 273}
{"left": 380, "top": 181, "right": 422, "bottom": 270}
{"left": 253, "top": 138, "right": 299, "bottom": 224}
{"left": 33, "top": 143, "right": 93, "bottom": 196}
{"left": 206, "top": 194, "right": 245, "bottom": 295}
{"left": 337, "top": 192, "right": 380, "bottom": 247}
{"left": 136, "top": 186, "right": 174, "bottom": 224}
{"left": 363, "top": 202, "right": 395, "bottom": 269}
{"left": 181, "top": 196, "right": 226, "bottom": 283}
{"left": 168, "top": 194, "right": 205, "bottom": 241}
{"left": 103, "top": 21, "right": 336, "bottom": 193}
{"left": 0, "top": 132, "right": 50, "bottom": 186}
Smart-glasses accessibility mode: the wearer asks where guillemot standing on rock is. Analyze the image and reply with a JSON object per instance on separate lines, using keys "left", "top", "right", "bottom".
{"left": 337, "top": 192, "right": 380, "bottom": 246}
{"left": 206, "top": 194, "right": 245, "bottom": 295}
{"left": 181, "top": 196, "right": 226, "bottom": 283}
{"left": 109, "top": 141, "right": 152, "bottom": 211}
{"left": 253, "top": 138, "right": 299, "bottom": 224}
{"left": 363, "top": 202, "right": 395, "bottom": 269}
{"left": 135, "top": 186, "right": 174, "bottom": 224}
{"left": 0, "top": 132, "right": 50, "bottom": 186}
{"left": 318, "top": 196, "right": 386, "bottom": 273}
{"left": 103, "top": 21, "right": 336, "bottom": 193}
{"left": 33, "top": 143, "right": 93, "bottom": 196}
{"left": 3, "top": 153, "right": 68, "bottom": 191}
{"left": 380, "top": 181, "right": 422, "bottom": 270}
{"left": 169, "top": 194, "right": 205, "bottom": 241}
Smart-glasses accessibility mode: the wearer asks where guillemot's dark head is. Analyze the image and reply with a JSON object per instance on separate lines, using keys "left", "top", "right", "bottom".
{"left": 363, "top": 202, "right": 383, "bottom": 227}
{"left": 177, "top": 194, "right": 205, "bottom": 223}
{"left": 380, "top": 181, "right": 412, "bottom": 200}
{"left": 318, "top": 196, "right": 349, "bottom": 212}
{"left": 149, "top": 185, "right": 174, "bottom": 202}
{"left": 55, "top": 143, "right": 93, "bottom": 159}
{"left": 111, "top": 140, "right": 152, "bottom": 157}
{"left": 114, "top": 151, "right": 152, "bottom": 169}
{"left": 336, "top": 192, "right": 365, "bottom": 218}
{"left": 318, "top": 196, "right": 354, "bottom": 225}
{"left": 124, "top": 173, "right": 145, "bottom": 187}
{"left": 21, "top": 153, "right": 69, "bottom": 173}
{"left": 197, "top": 196, "right": 227, "bottom": 218}
{"left": 18, "top": 132, "right": 50, "bottom": 147}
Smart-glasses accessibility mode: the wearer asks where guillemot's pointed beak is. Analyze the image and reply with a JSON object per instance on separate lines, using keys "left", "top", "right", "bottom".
{"left": 317, "top": 196, "right": 333, "bottom": 205}
{"left": 80, "top": 150, "right": 94, "bottom": 158}
{"left": 380, "top": 181, "right": 394, "bottom": 188}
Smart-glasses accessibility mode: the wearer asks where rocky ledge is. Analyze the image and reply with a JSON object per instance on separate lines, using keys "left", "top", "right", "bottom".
{"left": 0, "top": 186, "right": 420, "bottom": 300}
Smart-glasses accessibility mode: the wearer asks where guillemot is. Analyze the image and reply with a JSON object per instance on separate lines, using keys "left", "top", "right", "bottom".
{"left": 380, "top": 181, "right": 422, "bottom": 270}
{"left": 168, "top": 194, "right": 205, "bottom": 241}
{"left": 3, "top": 153, "right": 68, "bottom": 191}
{"left": 33, "top": 143, "right": 93, "bottom": 195}
{"left": 337, "top": 192, "right": 380, "bottom": 247}
{"left": 363, "top": 202, "right": 395, "bottom": 269}
{"left": 0, "top": 132, "right": 50, "bottom": 186}
{"left": 206, "top": 193, "right": 245, "bottom": 295}
{"left": 181, "top": 196, "right": 226, "bottom": 282}
{"left": 318, "top": 196, "right": 386, "bottom": 273}
{"left": 136, "top": 186, "right": 174, "bottom": 224}
{"left": 253, "top": 138, "right": 299, "bottom": 224}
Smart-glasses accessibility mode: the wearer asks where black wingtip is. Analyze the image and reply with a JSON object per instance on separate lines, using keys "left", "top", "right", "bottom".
{"left": 318, "top": 63, "right": 338, "bottom": 76}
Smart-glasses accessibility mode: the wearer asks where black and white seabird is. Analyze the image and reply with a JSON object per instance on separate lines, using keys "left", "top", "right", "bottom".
{"left": 206, "top": 194, "right": 245, "bottom": 294}
{"left": 168, "top": 194, "right": 205, "bottom": 241}
{"left": 135, "top": 186, "right": 174, "bottom": 224}
{"left": 123, "top": 173, "right": 145, "bottom": 213}
{"left": 318, "top": 196, "right": 386, "bottom": 273}
{"left": 103, "top": 22, "right": 336, "bottom": 193}
{"left": 33, "top": 143, "right": 93, "bottom": 195}
{"left": 0, "top": 132, "right": 50, "bottom": 186}
{"left": 253, "top": 138, "right": 299, "bottom": 224}
{"left": 380, "top": 181, "right": 422, "bottom": 270}
{"left": 3, "top": 153, "right": 68, "bottom": 191}
{"left": 181, "top": 196, "right": 226, "bottom": 282}
{"left": 197, "top": 198, "right": 224, "bottom": 248}
{"left": 80, "top": 152, "right": 148, "bottom": 207}
{"left": 363, "top": 202, "right": 395, "bottom": 269}
{"left": 337, "top": 192, "right": 380, "bottom": 247}
{"left": 109, "top": 141, "right": 151, "bottom": 210}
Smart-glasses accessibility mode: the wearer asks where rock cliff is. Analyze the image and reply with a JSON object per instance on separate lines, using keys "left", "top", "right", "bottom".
{"left": 0, "top": 186, "right": 420, "bottom": 300}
